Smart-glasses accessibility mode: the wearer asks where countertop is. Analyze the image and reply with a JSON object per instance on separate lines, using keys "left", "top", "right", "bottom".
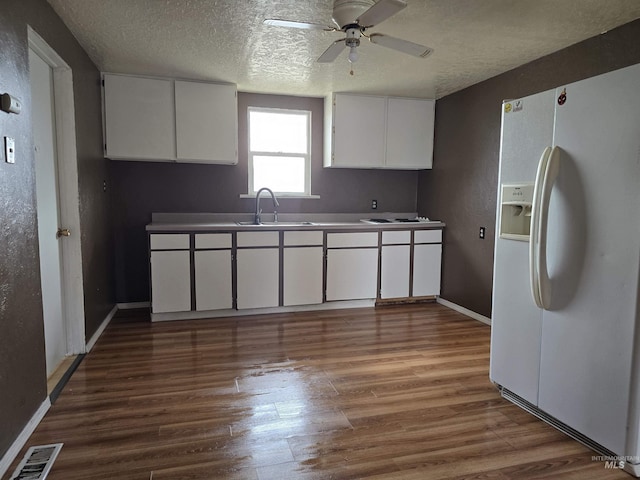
{"left": 146, "top": 212, "right": 445, "bottom": 232}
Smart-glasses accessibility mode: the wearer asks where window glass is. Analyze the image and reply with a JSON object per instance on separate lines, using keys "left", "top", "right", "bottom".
{"left": 248, "top": 107, "right": 311, "bottom": 195}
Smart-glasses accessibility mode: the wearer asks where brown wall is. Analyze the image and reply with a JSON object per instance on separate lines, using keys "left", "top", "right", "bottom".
{"left": 418, "top": 19, "right": 640, "bottom": 318}
{"left": 0, "top": 0, "right": 114, "bottom": 460}
{"left": 111, "top": 93, "right": 418, "bottom": 302}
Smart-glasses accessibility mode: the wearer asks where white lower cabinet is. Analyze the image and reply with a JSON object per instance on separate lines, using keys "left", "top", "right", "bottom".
{"left": 326, "top": 249, "right": 378, "bottom": 300}
{"left": 380, "top": 230, "right": 410, "bottom": 299}
{"left": 194, "top": 233, "right": 233, "bottom": 311}
{"left": 150, "top": 234, "right": 191, "bottom": 314}
{"left": 194, "top": 250, "right": 233, "bottom": 311}
{"left": 149, "top": 227, "right": 443, "bottom": 318}
{"left": 381, "top": 245, "right": 411, "bottom": 299}
{"left": 283, "top": 247, "right": 323, "bottom": 306}
{"left": 150, "top": 250, "right": 191, "bottom": 313}
{"left": 283, "top": 230, "right": 324, "bottom": 306}
{"left": 236, "top": 232, "right": 280, "bottom": 309}
{"left": 237, "top": 249, "right": 280, "bottom": 309}
{"left": 326, "top": 232, "right": 379, "bottom": 301}
{"left": 413, "top": 244, "right": 442, "bottom": 296}
{"left": 413, "top": 229, "right": 443, "bottom": 297}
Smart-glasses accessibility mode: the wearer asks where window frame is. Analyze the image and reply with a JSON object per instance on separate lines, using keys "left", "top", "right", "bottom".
{"left": 247, "top": 106, "right": 312, "bottom": 197}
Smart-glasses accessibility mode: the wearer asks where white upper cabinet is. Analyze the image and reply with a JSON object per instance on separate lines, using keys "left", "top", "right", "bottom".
{"left": 324, "top": 93, "right": 435, "bottom": 170}
{"left": 327, "top": 93, "right": 387, "bottom": 168}
{"left": 103, "top": 74, "right": 237, "bottom": 164}
{"left": 386, "top": 97, "right": 435, "bottom": 169}
{"left": 103, "top": 75, "right": 176, "bottom": 161}
{"left": 175, "top": 81, "right": 237, "bottom": 164}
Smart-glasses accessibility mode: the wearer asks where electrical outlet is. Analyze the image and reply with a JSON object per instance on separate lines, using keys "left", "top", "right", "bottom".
{"left": 479, "top": 227, "right": 486, "bottom": 239}
{"left": 372, "top": 199, "right": 378, "bottom": 210}
{"left": 4, "top": 137, "right": 15, "bottom": 164}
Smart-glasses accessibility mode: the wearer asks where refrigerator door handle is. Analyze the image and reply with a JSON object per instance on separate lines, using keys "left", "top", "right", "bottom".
{"left": 530, "top": 147, "right": 552, "bottom": 308}
{"left": 536, "top": 146, "right": 561, "bottom": 309}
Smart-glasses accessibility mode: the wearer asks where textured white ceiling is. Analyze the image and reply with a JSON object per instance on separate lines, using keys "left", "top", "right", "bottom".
{"left": 47, "top": 0, "right": 640, "bottom": 98}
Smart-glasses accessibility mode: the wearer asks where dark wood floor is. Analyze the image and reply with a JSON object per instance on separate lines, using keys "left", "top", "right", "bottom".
{"left": 4, "top": 304, "right": 628, "bottom": 479}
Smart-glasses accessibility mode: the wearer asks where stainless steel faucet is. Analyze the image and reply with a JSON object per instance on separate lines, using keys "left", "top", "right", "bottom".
{"left": 254, "top": 187, "right": 279, "bottom": 224}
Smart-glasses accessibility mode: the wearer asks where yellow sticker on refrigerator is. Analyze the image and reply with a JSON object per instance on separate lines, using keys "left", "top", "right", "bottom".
{"left": 504, "top": 100, "right": 523, "bottom": 114}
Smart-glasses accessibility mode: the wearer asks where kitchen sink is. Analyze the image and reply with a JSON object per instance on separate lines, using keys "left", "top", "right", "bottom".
{"left": 236, "top": 221, "right": 316, "bottom": 226}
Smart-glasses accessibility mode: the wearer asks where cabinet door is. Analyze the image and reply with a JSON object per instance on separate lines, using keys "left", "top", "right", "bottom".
{"left": 150, "top": 250, "right": 191, "bottom": 313}
{"left": 194, "top": 250, "right": 233, "bottom": 311}
{"left": 283, "top": 247, "right": 323, "bottom": 306}
{"left": 236, "top": 248, "right": 279, "bottom": 309}
{"left": 175, "top": 81, "right": 237, "bottom": 164}
{"left": 326, "top": 248, "right": 378, "bottom": 301}
{"left": 386, "top": 97, "right": 435, "bottom": 169}
{"left": 381, "top": 245, "right": 410, "bottom": 299}
{"left": 103, "top": 74, "right": 176, "bottom": 160}
{"left": 331, "top": 94, "right": 386, "bottom": 168}
{"left": 413, "top": 244, "right": 442, "bottom": 296}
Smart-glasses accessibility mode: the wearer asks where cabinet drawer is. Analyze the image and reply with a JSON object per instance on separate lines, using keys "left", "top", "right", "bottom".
{"left": 284, "top": 231, "right": 323, "bottom": 246}
{"left": 327, "top": 232, "right": 378, "bottom": 248}
{"left": 150, "top": 233, "right": 190, "bottom": 250}
{"left": 382, "top": 230, "right": 411, "bottom": 245}
{"left": 195, "top": 233, "right": 232, "bottom": 249}
{"left": 237, "top": 231, "right": 279, "bottom": 247}
{"left": 414, "top": 229, "right": 442, "bottom": 244}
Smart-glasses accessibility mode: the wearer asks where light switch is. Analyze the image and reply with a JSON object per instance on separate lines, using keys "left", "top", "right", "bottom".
{"left": 5, "top": 137, "right": 15, "bottom": 164}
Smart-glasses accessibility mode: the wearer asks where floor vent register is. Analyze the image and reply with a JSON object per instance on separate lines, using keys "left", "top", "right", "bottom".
{"left": 10, "top": 444, "right": 63, "bottom": 480}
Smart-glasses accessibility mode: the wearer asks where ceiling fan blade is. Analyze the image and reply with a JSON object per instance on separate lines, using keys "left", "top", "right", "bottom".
{"left": 357, "top": 0, "right": 407, "bottom": 28}
{"left": 369, "top": 33, "right": 433, "bottom": 58}
{"left": 264, "top": 19, "right": 336, "bottom": 31}
{"left": 317, "top": 39, "right": 347, "bottom": 63}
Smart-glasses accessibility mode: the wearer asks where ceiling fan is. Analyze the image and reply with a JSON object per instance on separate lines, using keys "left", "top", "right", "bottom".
{"left": 264, "top": 0, "right": 432, "bottom": 65}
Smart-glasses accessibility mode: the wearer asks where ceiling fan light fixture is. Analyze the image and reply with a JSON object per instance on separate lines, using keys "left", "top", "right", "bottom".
{"left": 348, "top": 46, "right": 359, "bottom": 63}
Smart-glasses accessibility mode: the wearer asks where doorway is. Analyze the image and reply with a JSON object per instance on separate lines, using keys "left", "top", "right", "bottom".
{"left": 28, "top": 28, "right": 86, "bottom": 380}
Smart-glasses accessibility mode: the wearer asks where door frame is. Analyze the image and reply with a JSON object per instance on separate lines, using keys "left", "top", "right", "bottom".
{"left": 28, "top": 27, "right": 86, "bottom": 355}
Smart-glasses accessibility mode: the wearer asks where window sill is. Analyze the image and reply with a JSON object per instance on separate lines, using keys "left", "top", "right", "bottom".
{"left": 240, "top": 194, "right": 321, "bottom": 199}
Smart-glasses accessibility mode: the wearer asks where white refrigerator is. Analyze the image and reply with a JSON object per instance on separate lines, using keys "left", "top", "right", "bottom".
{"left": 490, "top": 62, "right": 640, "bottom": 475}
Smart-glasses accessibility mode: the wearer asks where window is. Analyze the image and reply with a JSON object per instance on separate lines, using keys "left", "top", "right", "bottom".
{"left": 248, "top": 107, "right": 311, "bottom": 196}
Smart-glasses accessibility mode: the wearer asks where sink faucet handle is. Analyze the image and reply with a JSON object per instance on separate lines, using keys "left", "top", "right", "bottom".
{"left": 274, "top": 211, "right": 278, "bottom": 223}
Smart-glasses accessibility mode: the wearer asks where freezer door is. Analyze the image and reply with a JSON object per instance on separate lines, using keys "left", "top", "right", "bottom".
{"left": 538, "top": 63, "right": 640, "bottom": 454}
{"left": 490, "top": 90, "right": 555, "bottom": 405}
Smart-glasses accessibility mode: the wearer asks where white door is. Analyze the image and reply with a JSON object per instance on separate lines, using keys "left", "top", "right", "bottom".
{"left": 537, "top": 64, "right": 640, "bottom": 454}
{"left": 30, "top": 48, "right": 67, "bottom": 377}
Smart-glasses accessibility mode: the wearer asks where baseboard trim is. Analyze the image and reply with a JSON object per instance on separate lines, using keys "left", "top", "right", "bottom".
{"left": 86, "top": 304, "right": 117, "bottom": 352}
{"left": 437, "top": 297, "right": 491, "bottom": 325}
{"left": 0, "top": 398, "right": 51, "bottom": 479}
{"left": 117, "top": 301, "right": 150, "bottom": 310}
{"left": 49, "top": 354, "right": 85, "bottom": 405}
